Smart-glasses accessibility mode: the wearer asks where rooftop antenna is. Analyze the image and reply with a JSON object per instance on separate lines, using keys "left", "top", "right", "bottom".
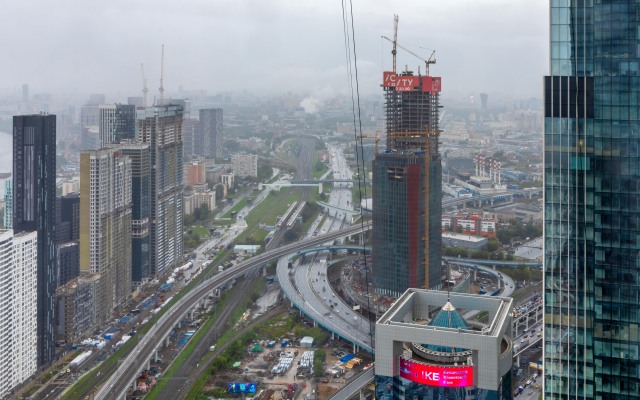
{"left": 447, "top": 261, "right": 452, "bottom": 303}
{"left": 141, "top": 63, "right": 148, "bottom": 107}
{"left": 159, "top": 44, "right": 165, "bottom": 106}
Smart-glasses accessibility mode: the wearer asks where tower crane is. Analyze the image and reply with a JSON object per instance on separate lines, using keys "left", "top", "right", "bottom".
{"left": 159, "top": 44, "right": 165, "bottom": 106}
{"left": 141, "top": 63, "right": 148, "bottom": 107}
{"left": 357, "top": 132, "right": 383, "bottom": 154}
{"left": 382, "top": 36, "right": 436, "bottom": 76}
{"left": 391, "top": 15, "right": 398, "bottom": 73}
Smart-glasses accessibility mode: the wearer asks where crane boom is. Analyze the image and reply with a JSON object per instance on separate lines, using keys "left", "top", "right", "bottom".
{"left": 381, "top": 36, "right": 436, "bottom": 76}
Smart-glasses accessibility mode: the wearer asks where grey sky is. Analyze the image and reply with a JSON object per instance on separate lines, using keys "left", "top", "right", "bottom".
{"left": 0, "top": 0, "right": 547, "bottom": 99}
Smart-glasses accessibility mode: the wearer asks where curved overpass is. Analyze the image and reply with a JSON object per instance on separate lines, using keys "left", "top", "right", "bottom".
{"left": 277, "top": 252, "right": 374, "bottom": 353}
{"left": 93, "top": 223, "right": 371, "bottom": 400}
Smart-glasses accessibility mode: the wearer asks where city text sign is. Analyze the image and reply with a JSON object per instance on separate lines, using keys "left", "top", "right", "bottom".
{"left": 383, "top": 72, "right": 419, "bottom": 91}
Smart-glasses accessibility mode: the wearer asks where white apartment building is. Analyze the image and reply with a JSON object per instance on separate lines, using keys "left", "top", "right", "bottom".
{"left": 184, "top": 191, "right": 216, "bottom": 215}
{"left": 221, "top": 173, "right": 234, "bottom": 189}
{"left": 0, "top": 230, "right": 38, "bottom": 398}
{"left": 80, "top": 148, "right": 133, "bottom": 324}
{"left": 231, "top": 154, "right": 258, "bottom": 178}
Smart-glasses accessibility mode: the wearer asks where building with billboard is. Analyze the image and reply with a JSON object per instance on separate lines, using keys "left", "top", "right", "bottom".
{"left": 543, "top": 3, "right": 640, "bottom": 398}
{"left": 375, "top": 289, "right": 512, "bottom": 399}
{"left": 372, "top": 70, "right": 443, "bottom": 296}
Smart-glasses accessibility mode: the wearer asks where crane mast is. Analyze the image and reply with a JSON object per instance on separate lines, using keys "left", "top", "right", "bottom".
{"left": 141, "top": 63, "right": 148, "bottom": 107}
{"left": 392, "top": 15, "right": 398, "bottom": 73}
{"left": 159, "top": 44, "right": 165, "bottom": 106}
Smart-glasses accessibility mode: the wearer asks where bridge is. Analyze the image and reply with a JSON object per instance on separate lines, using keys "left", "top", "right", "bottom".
{"left": 93, "top": 223, "right": 372, "bottom": 399}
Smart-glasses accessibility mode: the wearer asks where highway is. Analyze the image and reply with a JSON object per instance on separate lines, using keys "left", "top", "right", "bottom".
{"left": 278, "top": 255, "right": 374, "bottom": 353}
{"left": 93, "top": 222, "right": 371, "bottom": 399}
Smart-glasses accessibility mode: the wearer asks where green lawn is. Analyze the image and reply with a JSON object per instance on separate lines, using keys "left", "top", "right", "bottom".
{"left": 146, "top": 278, "right": 264, "bottom": 399}
{"left": 189, "top": 225, "right": 209, "bottom": 237}
{"left": 222, "top": 198, "right": 248, "bottom": 218}
{"left": 236, "top": 189, "right": 302, "bottom": 245}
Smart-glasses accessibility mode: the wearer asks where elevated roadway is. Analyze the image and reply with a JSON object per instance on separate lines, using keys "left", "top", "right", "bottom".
{"left": 277, "top": 254, "right": 374, "bottom": 353}
{"left": 93, "top": 223, "right": 371, "bottom": 400}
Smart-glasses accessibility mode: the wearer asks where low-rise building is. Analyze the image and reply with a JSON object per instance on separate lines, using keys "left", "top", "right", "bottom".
{"left": 55, "top": 273, "right": 100, "bottom": 345}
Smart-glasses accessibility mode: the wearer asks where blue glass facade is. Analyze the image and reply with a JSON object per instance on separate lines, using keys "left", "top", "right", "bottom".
{"left": 372, "top": 73, "right": 443, "bottom": 296}
{"left": 544, "top": 1, "right": 640, "bottom": 398}
{"left": 13, "top": 114, "right": 57, "bottom": 367}
{"left": 119, "top": 143, "right": 151, "bottom": 284}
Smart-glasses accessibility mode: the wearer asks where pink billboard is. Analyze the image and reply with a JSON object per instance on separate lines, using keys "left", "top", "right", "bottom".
{"left": 400, "top": 358, "right": 473, "bottom": 387}
{"left": 383, "top": 72, "right": 419, "bottom": 91}
{"left": 421, "top": 76, "right": 442, "bottom": 94}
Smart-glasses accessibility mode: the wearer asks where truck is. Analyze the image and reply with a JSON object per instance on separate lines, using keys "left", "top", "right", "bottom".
{"left": 69, "top": 350, "right": 93, "bottom": 372}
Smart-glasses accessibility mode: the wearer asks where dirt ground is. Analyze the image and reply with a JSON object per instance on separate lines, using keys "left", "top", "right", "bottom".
{"left": 202, "top": 342, "right": 368, "bottom": 399}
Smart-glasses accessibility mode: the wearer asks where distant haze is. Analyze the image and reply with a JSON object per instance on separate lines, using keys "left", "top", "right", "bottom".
{"left": 0, "top": 132, "right": 10, "bottom": 173}
{"left": 0, "top": 132, "right": 10, "bottom": 197}
{"left": 0, "top": 1, "right": 547, "bottom": 99}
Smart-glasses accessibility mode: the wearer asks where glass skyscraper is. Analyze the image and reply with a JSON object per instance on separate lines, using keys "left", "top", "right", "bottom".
{"left": 544, "top": 1, "right": 640, "bottom": 398}
{"left": 13, "top": 114, "right": 57, "bottom": 367}
{"left": 372, "top": 71, "right": 443, "bottom": 297}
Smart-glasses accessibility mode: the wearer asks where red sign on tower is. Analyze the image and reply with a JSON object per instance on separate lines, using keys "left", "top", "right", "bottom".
{"left": 421, "top": 76, "right": 442, "bottom": 94}
{"left": 383, "top": 72, "right": 420, "bottom": 91}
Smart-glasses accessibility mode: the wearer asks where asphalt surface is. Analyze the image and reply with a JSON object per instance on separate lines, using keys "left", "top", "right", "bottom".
{"left": 94, "top": 223, "right": 372, "bottom": 399}
{"left": 160, "top": 277, "right": 254, "bottom": 399}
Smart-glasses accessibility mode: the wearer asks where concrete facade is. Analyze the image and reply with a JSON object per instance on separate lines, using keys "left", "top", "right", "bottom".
{"left": 376, "top": 289, "right": 512, "bottom": 394}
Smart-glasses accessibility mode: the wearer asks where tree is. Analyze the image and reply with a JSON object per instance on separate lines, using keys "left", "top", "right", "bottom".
{"left": 198, "top": 204, "right": 210, "bottom": 222}
{"left": 313, "top": 349, "right": 326, "bottom": 378}
{"left": 486, "top": 238, "right": 500, "bottom": 252}
{"left": 183, "top": 213, "right": 195, "bottom": 226}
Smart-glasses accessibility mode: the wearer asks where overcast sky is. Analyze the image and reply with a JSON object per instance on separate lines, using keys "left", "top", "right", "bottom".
{"left": 0, "top": 0, "right": 547, "bottom": 100}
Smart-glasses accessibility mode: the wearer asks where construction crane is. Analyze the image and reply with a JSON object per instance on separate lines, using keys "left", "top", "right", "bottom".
{"left": 391, "top": 15, "right": 398, "bottom": 73}
{"left": 382, "top": 35, "right": 436, "bottom": 76}
{"left": 357, "top": 133, "right": 383, "bottom": 154}
{"left": 140, "top": 63, "right": 148, "bottom": 107}
{"left": 159, "top": 44, "right": 165, "bottom": 106}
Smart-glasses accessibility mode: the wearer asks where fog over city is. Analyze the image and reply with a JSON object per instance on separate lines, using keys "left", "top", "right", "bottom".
{"left": 0, "top": 0, "right": 547, "bottom": 99}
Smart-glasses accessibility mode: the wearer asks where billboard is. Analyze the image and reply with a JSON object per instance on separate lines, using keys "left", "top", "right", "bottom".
{"left": 400, "top": 358, "right": 473, "bottom": 387}
{"left": 383, "top": 72, "right": 420, "bottom": 91}
{"left": 227, "top": 382, "right": 257, "bottom": 394}
{"left": 422, "top": 76, "right": 442, "bottom": 94}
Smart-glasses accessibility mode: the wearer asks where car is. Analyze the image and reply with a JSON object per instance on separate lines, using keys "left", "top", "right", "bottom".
{"left": 363, "top": 362, "right": 374, "bottom": 370}
{"left": 526, "top": 380, "right": 532, "bottom": 387}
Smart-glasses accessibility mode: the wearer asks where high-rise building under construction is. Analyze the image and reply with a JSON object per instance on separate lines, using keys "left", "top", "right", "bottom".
{"left": 372, "top": 70, "right": 443, "bottom": 297}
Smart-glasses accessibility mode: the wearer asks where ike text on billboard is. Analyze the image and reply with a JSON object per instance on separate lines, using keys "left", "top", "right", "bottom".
{"left": 400, "top": 358, "right": 473, "bottom": 387}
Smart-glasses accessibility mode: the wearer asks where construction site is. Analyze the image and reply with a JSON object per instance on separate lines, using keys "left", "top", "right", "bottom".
{"left": 371, "top": 15, "right": 444, "bottom": 298}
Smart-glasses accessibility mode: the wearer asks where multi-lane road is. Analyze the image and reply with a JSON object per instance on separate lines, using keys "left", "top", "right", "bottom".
{"left": 94, "top": 222, "right": 372, "bottom": 399}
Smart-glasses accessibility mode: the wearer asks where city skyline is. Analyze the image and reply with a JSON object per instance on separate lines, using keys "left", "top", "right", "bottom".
{"left": 0, "top": 1, "right": 546, "bottom": 98}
